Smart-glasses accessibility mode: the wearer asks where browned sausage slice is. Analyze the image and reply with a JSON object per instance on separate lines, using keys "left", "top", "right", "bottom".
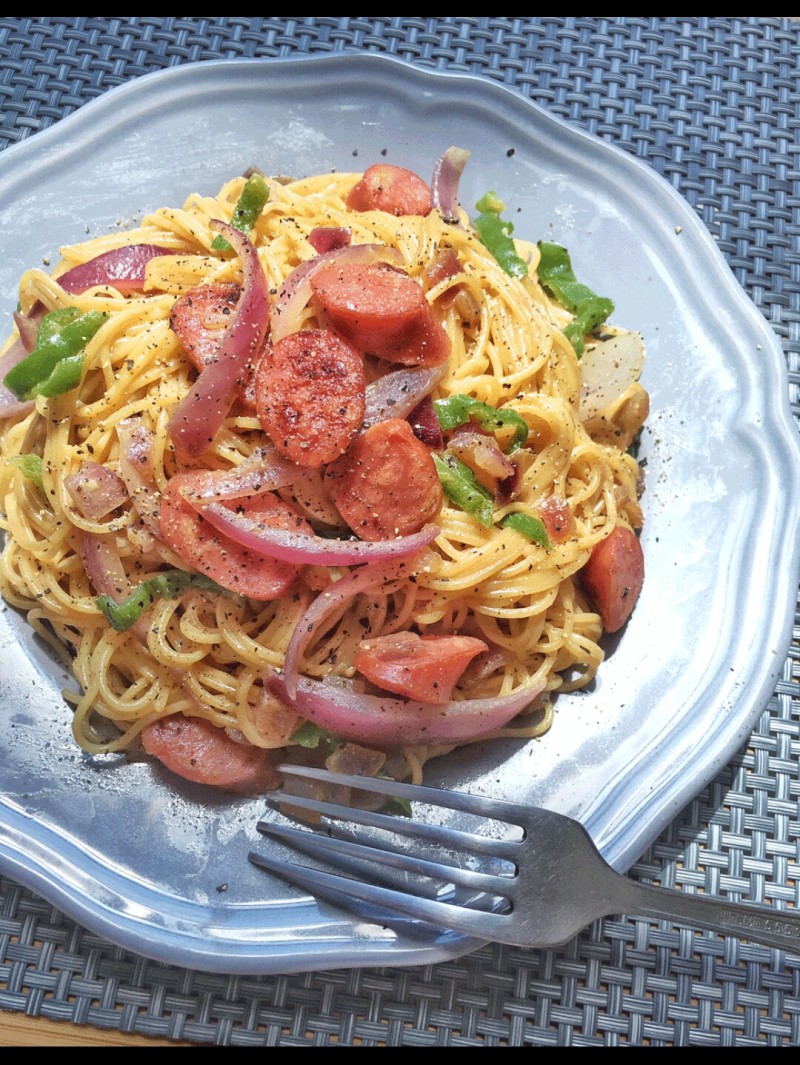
{"left": 354, "top": 632, "right": 488, "bottom": 705}
{"left": 310, "top": 262, "right": 450, "bottom": 367}
{"left": 141, "top": 715, "right": 277, "bottom": 792}
{"left": 581, "top": 525, "right": 644, "bottom": 633}
{"left": 325, "top": 418, "right": 443, "bottom": 541}
{"left": 255, "top": 329, "right": 366, "bottom": 468}
{"left": 170, "top": 282, "right": 242, "bottom": 370}
{"left": 346, "top": 163, "right": 433, "bottom": 217}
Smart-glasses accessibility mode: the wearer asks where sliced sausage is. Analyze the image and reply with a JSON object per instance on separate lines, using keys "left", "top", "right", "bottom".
{"left": 255, "top": 329, "right": 366, "bottom": 468}
{"left": 325, "top": 418, "right": 443, "bottom": 541}
{"left": 170, "top": 282, "right": 242, "bottom": 370}
{"left": 141, "top": 715, "right": 277, "bottom": 793}
{"left": 310, "top": 262, "right": 450, "bottom": 367}
{"left": 581, "top": 524, "right": 644, "bottom": 633}
{"left": 346, "top": 163, "right": 433, "bottom": 217}
{"left": 354, "top": 631, "right": 488, "bottom": 705}
{"left": 159, "top": 471, "right": 310, "bottom": 600}
{"left": 170, "top": 281, "right": 259, "bottom": 413}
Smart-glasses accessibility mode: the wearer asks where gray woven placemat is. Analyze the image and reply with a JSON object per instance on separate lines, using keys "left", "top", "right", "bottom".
{"left": 0, "top": 17, "right": 799, "bottom": 1046}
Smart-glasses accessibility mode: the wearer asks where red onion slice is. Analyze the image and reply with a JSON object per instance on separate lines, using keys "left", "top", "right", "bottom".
{"left": 283, "top": 553, "right": 426, "bottom": 700}
{"left": 168, "top": 221, "right": 270, "bottom": 459}
{"left": 13, "top": 309, "right": 41, "bottom": 352}
{"left": 179, "top": 444, "right": 300, "bottom": 505}
{"left": 308, "top": 227, "right": 351, "bottom": 254}
{"left": 117, "top": 418, "right": 162, "bottom": 536}
{"left": 78, "top": 530, "right": 130, "bottom": 602}
{"left": 194, "top": 499, "right": 439, "bottom": 566}
{"left": 449, "top": 425, "right": 516, "bottom": 480}
{"left": 270, "top": 242, "right": 402, "bottom": 343}
{"left": 431, "top": 146, "right": 471, "bottom": 222}
{"left": 0, "top": 336, "right": 36, "bottom": 418}
{"left": 283, "top": 467, "right": 343, "bottom": 528}
{"left": 363, "top": 363, "right": 449, "bottom": 428}
{"left": 407, "top": 395, "right": 444, "bottom": 449}
{"left": 267, "top": 672, "right": 543, "bottom": 746}
{"left": 56, "top": 244, "right": 173, "bottom": 295}
{"left": 65, "top": 462, "right": 128, "bottom": 519}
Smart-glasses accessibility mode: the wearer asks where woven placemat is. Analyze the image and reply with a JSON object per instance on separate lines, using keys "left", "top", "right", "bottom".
{"left": 0, "top": 17, "right": 799, "bottom": 1046}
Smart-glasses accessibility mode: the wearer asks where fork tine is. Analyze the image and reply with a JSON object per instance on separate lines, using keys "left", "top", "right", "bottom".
{"left": 256, "top": 819, "right": 516, "bottom": 898}
{"left": 277, "top": 764, "right": 530, "bottom": 826}
{"left": 248, "top": 850, "right": 507, "bottom": 941}
{"left": 264, "top": 788, "right": 521, "bottom": 861}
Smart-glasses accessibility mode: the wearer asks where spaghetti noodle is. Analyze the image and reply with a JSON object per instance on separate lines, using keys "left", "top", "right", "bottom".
{"left": 0, "top": 154, "right": 647, "bottom": 790}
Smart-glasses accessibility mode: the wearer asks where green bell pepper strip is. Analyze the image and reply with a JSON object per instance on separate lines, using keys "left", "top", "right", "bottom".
{"left": 380, "top": 796, "right": 413, "bottom": 817}
{"left": 473, "top": 191, "right": 529, "bottom": 279}
{"left": 211, "top": 173, "right": 271, "bottom": 252}
{"left": 434, "top": 394, "right": 528, "bottom": 452}
{"left": 536, "top": 241, "right": 614, "bottom": 357}
{"left": 10, "top": 454, "right": 43, "bottom": 490}
{"left": 3, "top": 307, "right": 107, "bottom": 400}
{"left": 34, "top": 352, "right": 85, "bottom": 398}
{"left": 290, "top": 721, "right": 340, "bottom": 751}
{"left": 500, "top": 511, "right": 551, "bottom": 550}
{"left": 433, "top": 453, "right": 494, "bottom": 528}
{"left": 97, "top": 570, "right": 225, "bottom": 633}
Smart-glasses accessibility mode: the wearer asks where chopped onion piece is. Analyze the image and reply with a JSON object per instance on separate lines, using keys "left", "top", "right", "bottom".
{"left": 78, "top": 531, "right": 130, "bottom": 602}
{"left": 308, "top": 227, "right": 351, "bottom": 254}
{"left": 449, "top": 424, "right": 516, "bottom": 480}
{"left": 281, "top": 468, "right": 343, "bottom": 528}
{"left": 13, "top": 310, "right": 41, "bottom": 352}
{"left": 117, "top": 418, "right": 162, "bottom": 536}
{"left": 65, "top": 462, "right": 128, "bottom": 519}
{"left": 267, "top": 672, "right": 544, "bottom": 747}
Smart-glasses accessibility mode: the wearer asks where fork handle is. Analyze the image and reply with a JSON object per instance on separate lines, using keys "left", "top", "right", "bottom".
{"left": 622, "top": 878, "right": 800, "bottom": 953}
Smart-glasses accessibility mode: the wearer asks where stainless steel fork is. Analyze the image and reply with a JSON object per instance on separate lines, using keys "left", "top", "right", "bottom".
{"left": 249, "top": 765, "right": 800, "bottom": 951}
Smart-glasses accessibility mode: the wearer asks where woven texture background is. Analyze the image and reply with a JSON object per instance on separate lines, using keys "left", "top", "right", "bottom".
{"left": 0, "top": 17, "right": 799, "bottom": 1046}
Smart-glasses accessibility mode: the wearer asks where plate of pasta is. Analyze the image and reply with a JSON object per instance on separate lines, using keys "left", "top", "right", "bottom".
{"left": 0, "top": 55, "right": 797, "bottom": 975}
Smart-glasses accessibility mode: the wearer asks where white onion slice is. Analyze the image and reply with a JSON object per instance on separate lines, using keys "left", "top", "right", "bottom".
{"left": 267, "top": 672, "right": 543, "bottom": 746}
{"left": 580, "top": 331, "right": 646, "bottom": 419}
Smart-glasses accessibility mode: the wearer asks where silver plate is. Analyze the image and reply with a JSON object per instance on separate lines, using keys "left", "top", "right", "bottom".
{"left": 0, "top": 54, "right": 798, "bottom": 974}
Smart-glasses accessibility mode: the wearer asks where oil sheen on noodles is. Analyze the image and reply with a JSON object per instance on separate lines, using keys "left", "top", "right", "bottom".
{"left": 0, "top": 163, "right": 646, "bottom": 787}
